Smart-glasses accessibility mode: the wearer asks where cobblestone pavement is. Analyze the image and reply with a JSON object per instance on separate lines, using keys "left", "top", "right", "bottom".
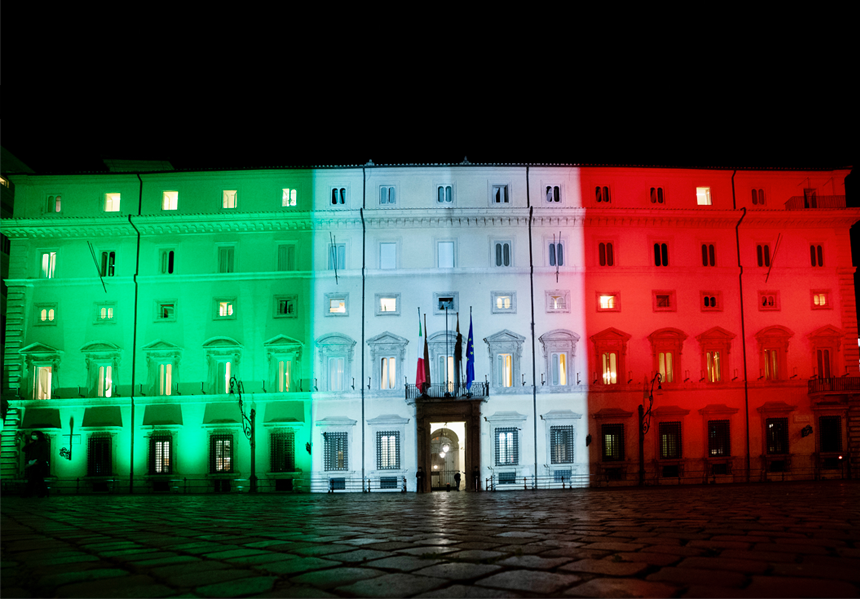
{"left": 2, "top": 481, "right": 859, "bottom": 599}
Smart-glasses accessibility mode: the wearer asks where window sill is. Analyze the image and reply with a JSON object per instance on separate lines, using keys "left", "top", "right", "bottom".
{"left": 206, "top": 472, "right": 240, "bottom": 479}
{"left": 265, "top": 471, "right": 302, "bottom": 477}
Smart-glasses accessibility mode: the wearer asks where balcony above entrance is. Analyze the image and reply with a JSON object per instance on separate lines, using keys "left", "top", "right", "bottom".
{"left": 406, "top": 382, "right": 489, "bottom": 401}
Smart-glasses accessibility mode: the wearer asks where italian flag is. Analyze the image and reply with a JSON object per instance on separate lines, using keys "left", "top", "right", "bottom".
{"left": 416, "top": 310, "right": 430, "bottom": 392}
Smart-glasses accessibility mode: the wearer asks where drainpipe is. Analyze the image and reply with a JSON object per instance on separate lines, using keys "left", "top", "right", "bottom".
{"left": 732, "top": 170, "right": 751, "bottom": 482}
{"left": 129, "top": 174, "right": 143, "bottom": 493}
{"left": 360, "top": 167, "right": 366, "bottom": 486}
{"left": 527, "top": 167, "right": 538, "bottom": 486}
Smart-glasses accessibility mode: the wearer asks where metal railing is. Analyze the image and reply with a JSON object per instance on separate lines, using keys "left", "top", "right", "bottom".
{"left": 807, "top": 377, "right": 860, "bottom": 394}
{"left": 784, "top": 195, "right": 846, "bottom": 210}
{"left": 406, "top": 382, "right": 488, "bottom": 400}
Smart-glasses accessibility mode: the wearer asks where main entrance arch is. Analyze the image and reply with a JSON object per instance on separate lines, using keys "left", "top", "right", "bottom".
{"left": 413, "top": 396, "right": 484, "bottom": 492}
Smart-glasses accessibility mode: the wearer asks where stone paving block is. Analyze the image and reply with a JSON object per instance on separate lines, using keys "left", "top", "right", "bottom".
{"left": 456, "top": 541, "right": 506, "bottom": 550}
{"left": 475, "top": 569, "right": 582, "bottom": 594}
{"left": 564, "top": 577, "right": 680, "bottom": 598}
{"left": 540, "top": 547, "right": 613, "bottom": 560}
{"left": 412, "top": 562, "right": 502, "bottom": 581}
{"left": 613, "top": 552, "right": 680, "bottom": 566}
{"left": 494, "top": 530, "right": 543, "bottom": 538}
{"left": 250, "top": 585, "right": 340, "bottom": 598}
{"left": 414, "top": 583, "right": 521, "bottom": 598}
{"left": 445, "top": 549, "right": 506, "bottom": 562}
{"left": 753, "top": 542, "right": 829, "bottom": 555}
{"left": 35, "top": 553, "right": 100, "bottom": 566}
{"left": 134, "top": 555, "right": 201, "bottom": 567}
{"left": 581, "top": 541, "right": 647, "bottom": 552}
{"left": 646, "top": 566, "right": 746, "bottom": 588}
{"left": 773, "top": 536, "right": 846, "bottom": 547}
{"left": 335, "top": 572, "right": 447, "bottom": 598}
{"left": 719, "top": 548, "right": 798, "bottom": 563}
{"left": 163, "top": 567, "right": 257, "bottom": 588}
{"left": 150, "top": 559, "right": 224, "bottom": 578}
{"left": 259, "top": 556, "right": 342, "bottom": 575}
{"left": 498, "top": 555, "right": 573, "bottom": 570}
{"left": 681, "top": 585, "right": 758, "bottom": 598}
{"left": 203, "top": 548, "right": 271, "bottom": 560}
{"left": 323, "top": 548, "right": 394, "bottom": 562}
{"left": 397, "top": 545, "right": 461, "bottom": 556}
{"left": 292, "top": 543, "right": 357, "bottom": 556}
{"left": 361, "top": 541, "right": 416, "bottom": 551}
{"left": 800, "top": 554, "right": 860, "bottom": 569}
{"left": 631, "top": 537, "right": 682, "bottom": 545}
{"left": 744, "top": 575, "right": 858, "bottom": 598}
{"left": 560, "top": 558, "right": 649, "bottom": 576}
{"left": 770, "top": 562, "right": 860, "bottom": 583}
{"left": 677, "top": 556, "right": 769, "bottom": 573}
{"left": 364, "top": 556, "right": 441, "bottom": 571}
{"left": 196, "top": 575, "right": 278, "bottom": 597}
{"left": 687, "top": 539, "right": 752, "bottom": 550}
{"left": 55, "top": 575, "right": 173, "bottom": 599}
{"left": 290, "top": 566, "right": 386, "bottom": 590}
{"left": 642, "top": 544, "right": 706, "bottom": 556}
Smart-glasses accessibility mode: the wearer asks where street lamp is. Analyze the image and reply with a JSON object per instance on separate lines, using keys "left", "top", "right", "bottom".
{"left": 230, "top": 376, "right": 257, "bottom": 493}
{"left": 638, "top": 372, "right": 662, "bottom": 486}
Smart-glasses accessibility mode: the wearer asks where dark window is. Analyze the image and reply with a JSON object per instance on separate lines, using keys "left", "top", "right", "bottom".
{"left": 659, "top": 422, "right": 682, "bottom": 459}
{"left": 554, "top": 469, "right": 572, "bottom": 482}
{"left": 766, "top": 418, "right": 788, "bottom": 454}
{"left": 493, "top": 185, "right": 509, "bottom": 203}
{"left": 757, "top": 244, "right": 770, "bottom": 267}
{"left": 752, "top": 188, "right": 766, "bottom": 205}
{"left": 87, "top": 435, "right": 112, "bottom": 476}
{"left": 218, "top": 247, "right": 234, "bottom": 273}
{"left": 498, "top": 471, "right": 517, "bottom": 484}
{"left": 650, "top": 187, "right": 664, "bottom": 204}
{"left": 595, "top": 186, "right": 610, "bottom": 203}
{"left": 149, "top": 434, "right": 172, "bottom": 474}
{"left": 546, "top": 185, "right": 560, "bottom": 203}
{"left": 380, "top": 476, "right": 398, "bottom": 489}
{"left": 209, "top": 434, "right": 233, "bottom": 473}
{"left": 324, "top": 432, "right": 348, "bottom": 471}
{"left": 161, "top": 250, "right": 175, "bottom": 274}
{"left": 377, "top": 431, "right": 400, "bottom": 470}
{"left": 654, "top": 243, "right": 668, "bottom": 266}
{"left": 708, "top": 420, "right": 730, "bottom": 456}
{"left": 550, "top": 426, "right": 574, "bottom": 464}
{"left": 270, "top": 431, "right": 295, "bottom": 472}
{"left": 495, "top": 242, "right": 511, "bottom": 267}
{"left": 817, "top": 349, "right": 832, "bottom": 378}
{"left": 495, "top": 427, "right": 518, "bottom": 466}
{"left": 810, "top": 245, "right": 824, "bottom": 267}
{"left": 702, "top": 244, "right": 715, "bottom": 266}
{"left": 819, "top": 416, "right": 841, "bottom": 453}
{"left": 437, "top": 185, "right": 452, "bottom": 203}
{"left": 331, "top": 188, "right": 346, "bottom": 205}
{"left": 549, "top": 242, "right": 564, "bottom": 267}
{"left": 100, "top": 251, "right": 115, "bottom": 277}
{"left": 602, "top": 424, "right": 624, "bottom": 461}
{"left": 703, "top": 295, "right": 717, "bottom": 308}
{"left": 599, "top": 242, "right": 614, "bottom": 266}
{"left": 330, "top": 477, "right": 345, "bottom": 490}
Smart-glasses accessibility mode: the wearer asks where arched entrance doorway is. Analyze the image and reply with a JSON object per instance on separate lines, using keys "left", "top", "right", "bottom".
{"left": 430, "top": 424, "right": 464, "bottom": 490}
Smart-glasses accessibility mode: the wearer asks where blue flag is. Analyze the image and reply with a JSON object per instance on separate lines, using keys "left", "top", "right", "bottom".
{"left": 465, "top": 315, "right": 475, "bottom": 389}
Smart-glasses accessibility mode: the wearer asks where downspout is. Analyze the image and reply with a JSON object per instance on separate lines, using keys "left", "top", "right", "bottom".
{"left": 731, "top": 170, "right": 751, "bottom": 482}
{"left": 527, "top": 167, "right": 538, "bottom": 487}
{"left": 129, "top": 174, "right": 143, "bottom": 493}
{"left": 360, "top": 168, "right": 366, "bottom": 487}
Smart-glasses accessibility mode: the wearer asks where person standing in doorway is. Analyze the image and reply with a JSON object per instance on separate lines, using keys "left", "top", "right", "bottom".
{"left": 454, "top": 471, "right": 461, "bottom": 491}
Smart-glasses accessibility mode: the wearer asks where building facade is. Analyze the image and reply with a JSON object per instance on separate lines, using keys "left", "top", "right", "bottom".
{"left": 1, "top": 161, "right": 857, "bottom": 493}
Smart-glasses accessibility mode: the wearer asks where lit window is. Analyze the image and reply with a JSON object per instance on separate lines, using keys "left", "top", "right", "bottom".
{"left": 380, "top": 243, "right": 396, "bottom": 269}
{"left": 47, "top": 194, "right": 62, "bottom": 213}
{"left": 377, "top": 431, "right": 400, "bottom": 469}
{"left": 496, "top": 295, "right": 511, "bottom": 310}
{"left": 496, "top": 428, "right": 517, "bottom": 465}
{"left": 162, "top": 191, "right": 178, "bottom": 211}
{"left": 492, "top": 185, "right": 509, "bottom": 204}
{"left": 551, "top": 352, "right": 567, "bottom": 386}
{"left": 41, "top": 252, "right": 56, "bottom": 278}
{"left": 329, "top": 299, "right": 345, "bottom": 314}
{"left": 97, "top": 365, "right": 113, "bottom": 398}
{"left": 325, "top": 293, "right": 349, "bottom": 317}
{"left": 766, "top": 418, "right": 788, "bottom": 454}
{"left": 282, "top": 188, "right": 297, "bottom": 207}
{"left": 157, "top": 302, "right": 175, "bottom": 321}
{"left": 546, "top": 185, "right": 561, "bottom": 203}
{"left": 222, "top": 190, "right": 237, "bottom": 209}
{"left": 210, "top": 434, "right": 233, "bottom": 472}
{"left": 328, "top": 244, "right": 346, "bottom": 270}
{"left": 696, "top": 187, "right": 711, "bottom": 205}
{"left": 595, "top": 186, "right": 611, "bottom": 203}
{"left": 438, "top": 241, "right": 455, "bottom": 268}
{"left": 219, "top": 301, "right": 234, "bottom": 317}
{"left": 816, "top": 349, "right": 832, "bottom": 379}
{"left": 331, "top": 188, "right": 347, "bottom": 205}
{"left": 379, "top": 186, "right": 396, "bottom": 205}
{"left": 34, "top": 366, "right": 52, "bottom": 400}
{"left": 496, "top": 354, "right": 513, "bottom": 387}
{"left": 602, "top": 424, "right": 624, "bottom": 461}
{"left": 550, "top": 426, "right": 574, "bottom": 463}
{"left": 495, "top": 242, "right": 511, "bottom": 267}
{"left": 658, "top": 351, "right": 674, "bottom": 383}
{"left": 599, "top": 294, "right": 616, "bottom": 310}
{"left": 650, "top": 187, "right": 664, "bottom": 204}
{"left": 150, "top": 435, "right": 172, "bottom": 474}
{"left": 379, "top": 296, "right": 397, "bottom": 313}
{"left": 810, "top": 244, "right": 824, "bottom": 267}
{"left": 278, "top": 359, "right": 291, "bottom": 392}
{"left": 437, "top": 185, "right": 453, "bottom": 203}
{"left": 104, "top": 193, "right": 121, "bottom": 212}
{"left": 324, "top": 432, "right": 348, "bottom": 470}
{"left": 380, "top": 357, "right": 396, "bottom": 390}
{"left": 99, "top": 305, "right": 114, "bottom": 321}
{"left": 160, "top": 250, "right": 175, "bottom": 274}
{"left": 328, "top": 357, "right": 345, "bottom": 391}
{"left": 602, "top": 352, "right": 617, "bottom": 384}
{"left": 158, "top": 363, "right": 173, "bottom": 396}
{"left": 756, "top": 244, "right": 770, "bottom": 267}
{"left": 39, "top": 307, "right": 56, "bottom": 322}
{"left": 217, "top": 361, "right": 232, "bottom": 394}
{"left": 599, "top": 242, "right": 614, "bottom": 266}
{"left": 706, "top": 351, "right": 721, "bottom": 382}
{"left": 763, "top": 348, "right": 780, "bottom": 380}
{"left": 812, "top": 291, "right": 829, "bottom": 309}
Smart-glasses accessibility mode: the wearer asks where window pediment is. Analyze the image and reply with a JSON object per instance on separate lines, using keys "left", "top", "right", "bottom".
{"left": 203, "top": 336, "right": 243, "bottom": 350}
{"left": 367, "top": 332, "right": 410, "bottom": 348}
{"left": 538, "top": 329, "right": 580, "bottom": 354}
{"left": 264, "top": 334, "right": 303, "bottom": 361}
{"left": 20, "top": 342, "right": 62, "bottom": 357}
{"left": 590, "top": 327, "right": 631, "bottom": 345}
{"left": 808, "top": 325, "right": 842, "bottom": 350}
{"left": 755, "top": 325, "right": 793, "bottom": 352}
{"left": 484, "top": 330, "right": 526, "bottom": 355}
{"left": 592, "top": 407, "right": 634, "bottom": 420}
{"left": 696, "top": 327, "right": 735, "bottom": 344}
{"left": 80, "top": 341, "right": 121, "bottom": 354}
{"left": 648, "top": 328, "right": 687, "bottom": 350}
{"left": 142, "top": 340, "right": 182, "bottom": 352}
{"left": 652, "top": 405, "right": 691, "bottom": 417}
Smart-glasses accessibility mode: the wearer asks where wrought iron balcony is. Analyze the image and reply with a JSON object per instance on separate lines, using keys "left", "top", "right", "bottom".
{"left": 406, "top": 382, "right": 489, "bottom": 400}
{"left": 784, "top": 195, "right": 846, "bottom": 210}
{"left": 807, "top": 377, "right": 860, "bottom": 395}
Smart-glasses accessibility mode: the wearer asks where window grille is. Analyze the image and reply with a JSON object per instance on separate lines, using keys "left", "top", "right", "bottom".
{"left": 498, "top": 472, "right": 517, "bottom": 484}
{"left": 602, "top": 424, "right": 624, "bottom": 461}
{"left": 324, "top": 432, "right": 348, "bottom": 471}
{"left": 599, "top": 242, "right": 614, "bottom": 266}
{"left": 495, "top": 427, "right": 518, "bottom": 466}
{"left": 554, "top": 469, "right": 572, "bottom": 483}
{"left": 819, "top": 416, "right": 841, "bottom": 453}
{"left": 377, "top": 431, "right": 400, "bottom": 470}
{"left": 88, "top": 435, "right": 112, "bottom": 476}
{"left": 708, "top": 420, "right": 730, "bottom": 456}
{"left": 380, "top": 476, "right": 398, "bottom": 489}
{"left": 271, "top": 431, "right": 296, "bottom": 472}
{"left": 330, "top": 477, "right": 345, "bottom": 490}
{"left": 550, "top": 426, "right": 574, "bottom": 464}
{"left": 149, "top": 434, "right": 172, "bottom": 474}
{"left": 766, "top": 418, "right": 788, "bottom": 454}
{"left": 210, "top": 434, "right": 233, "bottom": 473}
{"left": 659, "top": 422, "right": 682, "bottom": 459}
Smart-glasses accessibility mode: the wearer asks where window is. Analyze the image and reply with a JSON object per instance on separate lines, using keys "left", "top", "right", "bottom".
{"left": 592, "top": 328, "right": 630, "bottom": 386}
{"left": 100, "top": 251, "right": 116, "bottom": 277}
{"left": 277, "top": 245, "right": 296, "bottom": 271}
{"left": 157, "top": 363, "right": 173, "bottom": 396}
{"left": 156, "top": 301, "right": 176, "bottom": 321}
{"left": 162, "top": 191, "right": 178, "bottom": 211}
{"left": 810, "top": 244, "right": 824, "bottom": 267}
{"left": 496, "top": 354, "right": 513, "bottom": 387}
{"left": 271, "top": 431, "right": 295, "bottom": 472}
{"left": 809, "top": 326, "right": 840, "bottom": 380}
{"left": 149, "top": 434, "right": 172, "bottom": 474}
{"left": 495, "top": 428, "right": 518, "bottom": 466}
{"left": 96, "top": 302, "right": 115, "bottom": 323}
{"left": 282, "top": 188, "right": 297, "bottom": 207}
{"left": 276, "top": 358, "right": 292, "bottom": 392}
{"left": 433, "top": 292, "right": 459, "bottom": 314}
{"left": 657, "top": 351, "right": 674, "bottom": 383}
{"left": 218, "top": 247, "right": 234, "bottom": 273}
{"left": 380, "top": 357, "right": 396, "bottom": 390}
{"left": 653, "top": 243, "right": 669, "bottom": 266}
{"left": 758, "top": 291, "right": 780, "bottom": 311}
{"left": 97, "top": 364, "right": 113, "bottom": 398}
{"left": 766, "top": 418, "right": 788, "bottom": 454}
{"left": 697, "top": 326, "right": 733, "bottom": 385}
{"left": 104, "top": 193, "right": 121, "bottom": 212}
{"left": 696, "top": 187, "right": 711, "bottom": 206}
{"left": 763, "top": 349, "right": 779, "bottom": 380}
{"left": 492, "top": 292, "right": 515, "bottom": 314}
{"left": 492, "top": 185, "right": 509, "bottom": 204}
{"left": 437, "top": 184, "right": 453, "bottom": 204}
{"left": 275, "top": 295, "right": 298, "bottom": 318}
{"left": 317, "top": 333, "right": 356, "bottom": 392}
{"left": 601, "top": 352, "right": 617, "bottom": 384}
{"left": 550, "top": 426, "right": 574, "bottom": 464}
{"left": 377, "top": 431, "right": 400, "bottom": 469}
{"left": 702, "top": 244, "right": 715, "bottom": 266}
{"left": 36, "top": 303, "right": 57, "bottom": 325}
{"left": 34, "top": 366, "right": 52, "bottom": 399}
{"left": 210, "top": 434, "right": 233, "bottom": 473}
{"left": 324, "top": 432, "right": 348, "bottom": 470}
{"left": 816, "top": 348, "right": 833, "bottom": 379}
{"left": 216, "top": 360, "right": 232, "bottom": 394}
{"left": 599, "top": 242, "right": 614, "bottom": 266}
{"left": 550, "top": 352, "right": 567, "bottom": 386}
{"left": 379, "top": 185, "right": 396, "bottom": 205}
{"left": 331, "top": 187, "right": 347, "bottom": 206}
{"left": 328, "top": 357, "right": 345, "bottom": 390}
{"left": 653, "top": 291, "right": 675, "bottom": 312}
{"left": 708, "top": 421, "right": 730, "bottom": 456}
{"left": 160, "top": 250, "right": 175, "bottom": 274}
{"left": 597, "top": 293, "right": 619, "bottom": 311}
{"left": 595, "top": 185, "right": 611, "bottom": 203}
{"left": 752, "top": 189, "right": 765, "bottom": 206}
{"left": 325, "top": 293, "right": 348, "bottom": 316}
{"left": 88, "top": 435, "right": 112, "bottom": 476}
{"left": 328, "top": 244, "right": 346, "bottom": 270}
{"left": 217, "top": 300, "right": 235, "bottom": 318}
{"left": 819, "top": 416, "right": 841, "bottom": 453}
{"left": 539, "top": 329, "right": 578, "bottom": 388}
{"left": 650, "top": 187, "right": 664, "bottom": 204}
{"left": 549, "top": 241, "right": 564, "bottom": 266}
{"left": 41, "top": 251, "right": 56, "bottom": 278}
{"left": 375, "top": 293, "right": 400, "bottom": 316}
{"left": 756, "top": 244, "right": 770, "bottom": 267}
{"left": 659, "top": 422, "right": 682, "bottom": 459}
{"left": 46, "top": 194, "right": 62, "bottom": 213}
{"left": 222, "top": 190, "right": 237, "bottom": 209}
{"left": 706, "top": 351, "right": 721, "bottom": 383}
{"left": 380, "top": 297, "right": 397, "bottom": 313}
{"left": 380, "top": 243, "right": 397, "bottom": 269}
{"left": 701, "top": 292, "right": 722, "bottom": 311}
{"left": 811, "top": 291, "right": 830, "bottom": 310}
{"left": 602, "top": 424, "right": 624, "bottom": 461}
{"left": 648, "top": 328, "right": 685, "bottom": 385}
{"left": 546, "top": 185, "right": 561, "bottom": 203}
{"left": 546, "top": 290, "right": 570, "bottom": 313}
{"left": 491, "top": 241, "right": 512, "bottom": 267}
{"left": 437, "top": 241, "right": 455, "bottom": 268}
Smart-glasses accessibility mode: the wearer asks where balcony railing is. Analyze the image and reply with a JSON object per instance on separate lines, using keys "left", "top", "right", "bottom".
{"left": 784, "top": 195, "right": 846, "bottom": 210}
{"left": 807, "top": 377, "right": 860, "bottom": 394}
{"left": 406, "top": 382, "right": 489, "bottom": 400}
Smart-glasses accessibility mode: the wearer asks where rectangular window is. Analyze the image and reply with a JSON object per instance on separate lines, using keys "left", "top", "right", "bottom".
{"left": 819, "top": 416, "right": 841, "bottom": 453}
{"left": 702, "top": 244, "right": 716, "bottom": 266}
{"left": 496, "top": 354, "right": 513, "bottom": 387}
{"left": 210, "top": 434, "right": 233, "bottom": 473}
{"left": 549, "top": 241, "right": 564, "bottom": 266}
{"left": 218, "top": 301, "right": 234, "bottom": 317}
{"left": 438, "top": 241, "right": 455, "bottom": 268}
{"left": 379, "top": 186, "right": 396, "bottom": 205}
{"left": 696, "top": 187, "right": 711, "bottom": 205}
{"left": 162, "top": 191, "right": 178, "bottom": 211}
{"left": 46, "top": 194, "right": 62, "bottom": 213}
{"left": 550, "top": 426, "right": 574, "bottom": 464}
{"left": 759, "top": 291, "right": 779, "bottom": 311}
{"left": 757, "top": 244, "right": 771, "bottom": 267}
{"left": 329, "top": 299, "right": 345, "bottom": 314}
{"left": 97, "top": 304, "right": 115, "bottom": 322}
{"left": 277, "top": 359, "right": 291, "bottom": 392}
{"left": 602, "top": 424, "right": 624, "bottom": 461}
{"left": 331, "top": 187, "right": 347, "bottom": 206}
{"left": 495, "top": 242, "right": 511, "bottom": 267}
{"left": 810, "top": 244, "right": 824, "bottom": 267}
{"left": 659, "top": 422, "right": 682, "bottom": 459}
{"left": 653, "top": 291, "right": 675, "bottom": 311}
{"left": 708, "top": 420, "right": 730, "bottom": 457}
{"left": 706, "top": 351, "right": 721, "bottom": 383}
{"left": 702, "top": 292, "right": 721, "bottom": 311}
{"left": 329, "top": 357, "right": 345, "bottom": 391}
{"left": 546, "top": 185, "right": 561, "bottom": 203}
{"left": 817, "top": 348, "right": 832, "bottom": 379}
{"left": 276, "top": 296, "right": 297, "bottom": 318}
{"left": 104, "top": 193, "right": 121, "bottom": 212}
{"left": 277, "top": 245, "right": 296, "bottom": 271}
{"left": 494, "top": 293, "right": 513, "bottom": 311}
{"left": 379, "top": 296, "right": 397, "bottom": 313}
{"left": 551, "top": 352, "right": 567, "bottom": 386}
{"left": 222, "top": 190, "right": 237, "bottom": 209}
{"left": 752, "top": 188, "right": 765, "bottom": 206}
{"left": 380, "top": 357, "right": 396, "bottom": 390}
{"left": 653, "top": 243, "right": 669, "bottom": 266}
{"left": 599, "top": 242, "right": 614, "bottom": 266}
{"left": 328, "top": 244, "right": 346, "bottom": 270}
{"left": 157, "top": 302, "right": 175, "bottom": 321}
{"left": 658, "top": 351, "right": 674, "bottom": 383}
{"left": 380, "top": 243, "right": 396, "bottom": 270}
{"left": 602, "top": 352, "right": 617, "bottom": 384}
{"left": 324, "top": 432, "right": 348, "bottom": 470}
{"left": 437, "top": 185, "right": 453, "bottom": 204}
{"left": 160, "top": 250, "right": 175, "bottom": 274}
{"left": 33, "top": 366, "right": 52, "bottom": 400}
{"left": 158, "top": 363, "right": 173, "bottom": 396}
{"left": 88, "top": 435, "right": 112, "bottom": 476}
{"left": 650, "top": 187, "right": 664, "bottom": 204}
{"left": 149, "top": 435, "right": 172, "bottom": 474}
{"left": 37, "top": 304, "right": 57, "bottom": 324}
{"left": 547, "top": 291, "right": 569, "bottom": 312}
{"left": 217, "top": 361, "right": 232, "bottom": 394}
{"left": 598, "top": 294, "right": 617, "bottom": 310}
{"left": 595, "top": 185, "right": 611, "bottom": 203}
{"left": 766, "top": 418, "right": 788, "bottom": 454}
{"left": 282, "top": 188, "right": 297, "bottom": 207}
{"left": 812, "top": 291, "right": 829, "bottom": 309}
{"left": 218, "top": 247, "right": 234, "bottom": 273}
{"left": 41, "top": 252, "right": 56, "bottom": 278}
{"left": 764, "top": 349, "right": 779, "bottom": 380}
{"left": 271, "top": 431, "right": 296, "bottom": 472}
{"left": 492, "top": 185, "right": 509, "bottom": 204}
{"left": 100, "top": 251, "right": 116, "bottom": 277}
{"left": 97, "top": 365, "right": 113, "bottom": 398}
{"left": 377, "top": 431, "right": 400, "bottom": 469}
{"left": 495, "top": 427, "right": 518, "bottom": 466}
{"left": 438, "top": 354, "right": 454, "bottom": 392}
